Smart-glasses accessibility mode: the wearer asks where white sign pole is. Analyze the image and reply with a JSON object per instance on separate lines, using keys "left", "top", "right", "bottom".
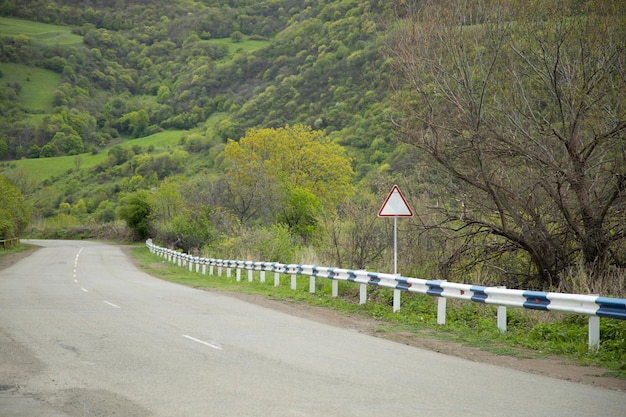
{"left": 378, "top": 185, "right": 413, "bottom": 313}
{"left": 394, "top": 216, "right": 398, "bottom": 275}
{"left": 393, "top": 216, "right": 401, "bottom": 312}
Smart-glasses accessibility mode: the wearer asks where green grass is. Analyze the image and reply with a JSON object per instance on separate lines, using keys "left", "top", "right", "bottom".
{"left": 2, "top": 63, "right": 61, "bottom": 115}
{"left": 0, "top": 151, "right": 116, "bottom": 182}
{"left": 125, "top": 130, "right": 187, "bottom": 149}
{"left": 206, "top": 37, "right": 271, "bottom": 64}
{"left": 0, "top": 130, "right": 186, "bottom": 182}
{"left": 132, "top": 245, "right": 626, "bottom": 378}
{"left": 0, "top": 17, "right": 83, "bottom": 45}
{"left": 0, "top": 242, "right": 35, "bottom": 256}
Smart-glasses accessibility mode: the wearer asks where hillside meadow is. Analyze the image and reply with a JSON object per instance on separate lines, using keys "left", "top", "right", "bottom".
{"left": 0, "top": 130, "right": 186, "bottom": 182}
{"left": 0, "top": 16, "right": 83, "bottom": 45}
{"left": 1, "top": 63, "right": 60, "bottom": 115}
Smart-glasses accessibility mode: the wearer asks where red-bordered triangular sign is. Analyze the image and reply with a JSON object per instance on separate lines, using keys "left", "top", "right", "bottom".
{"left": 378, "top": 185, "right": 413, "bottom": 217}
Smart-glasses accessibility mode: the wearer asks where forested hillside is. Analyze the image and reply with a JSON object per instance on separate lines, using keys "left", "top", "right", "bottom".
{"left": 1, "top": 0, "right": 397, "bottom": 174}
{"left": 1, "top": 0, "right": 624, "bottom": 295}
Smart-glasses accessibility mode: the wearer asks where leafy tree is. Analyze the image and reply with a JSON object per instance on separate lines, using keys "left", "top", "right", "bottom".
{"left": 51, "top": 130, "right": 83, "bottom": 155}
{"left": 388, "top": 1, "right": 626, "bottom": 289}
{"left": 156, "top": 212, "right": 214, "bottom": 253}
{"left": 117, "top": 190, "right": 153, "bottom": 240}
{"left": 230, "top": 30, "right": 243, "bottom": 42}
{"left": 224, "top": 124, "right": 354, "bottom": 208}
{"left": 151, "top": 178, "right": 184, "bottom": 224}
{"left": 0, "top": 175, "right": 31, "bottom": 239}
{"left": 119, "top": 109, "right": 150, "bottom": 138}
{"left": 93, "top": 200, "right": 116, "bottom": 223}
{"left": 279, "top": 187, "right": 320, "bottom": 243}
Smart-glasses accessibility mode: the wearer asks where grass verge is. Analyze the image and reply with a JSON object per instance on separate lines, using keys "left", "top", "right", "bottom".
{"left": 0, "top": 242, "right": 32, "bottom": 256}
{"left": 131, "top": 245, "right": 626, "bottom": 379}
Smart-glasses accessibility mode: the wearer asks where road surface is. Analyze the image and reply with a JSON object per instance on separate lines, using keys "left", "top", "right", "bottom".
{"left": 0, "top": 240, "right": 624, "bottom": 416}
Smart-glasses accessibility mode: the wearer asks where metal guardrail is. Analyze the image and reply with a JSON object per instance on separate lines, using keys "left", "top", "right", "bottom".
{"left": 146, "top": 239, "right": 626, "bottom": 350}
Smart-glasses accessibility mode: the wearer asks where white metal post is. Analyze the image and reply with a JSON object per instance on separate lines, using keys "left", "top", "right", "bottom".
{"left": 588, "top": 316, "right": 600, "bottom": 350}
{"left": 392, "top": 217, "right": 402, "bottom": 312}
{"left": 291, "top": 274, "right": 297, "bottom": 290}
{"left": 360, "top": 283, "right": 367, "bottom": 305}
{"left": 497, "top": 306, "right": 507, "bottom": 333}
{"left": 274, "top": 272, "right": 280, "bottom": 287}
{"left": 309, "top": 276, "right": 315, "bottom": 294}
{"left": 394, "top": 217, "right": 398, "bottom": 275}
{"left": 393, "top": 289, "right": 401, "bottom": 313}
{"left": 260, "top": 270, "right": 265, "bottom": 283}
{"left": 437, "top": 296, "right": 446, "bottom": 325}
{"left": 332, "top": 280, "right": 338, "bottom": 297}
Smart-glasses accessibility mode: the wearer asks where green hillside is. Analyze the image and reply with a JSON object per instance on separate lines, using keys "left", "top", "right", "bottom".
{"left": 0, "top": 0, "right": 624, "bottom": 301}
{"left": 1, "top": 130, "right": 185, "bottom": 181}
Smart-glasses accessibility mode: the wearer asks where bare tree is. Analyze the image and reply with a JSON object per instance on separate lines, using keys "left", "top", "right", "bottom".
{"left": 387, "top": 0, "right": 626, "bottom": 289}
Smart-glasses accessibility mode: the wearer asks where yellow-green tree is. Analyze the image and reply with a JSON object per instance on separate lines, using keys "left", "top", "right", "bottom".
{"left": 223, "top": 125, "right": 355, "bottom": 235}
{"left": 0, "top": 175, "right": 31, "bottom": 239}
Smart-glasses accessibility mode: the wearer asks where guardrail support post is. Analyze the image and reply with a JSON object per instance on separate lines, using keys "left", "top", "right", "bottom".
{"left": 274, "top": 272, "right": 280, "bottom": 287}
{"left": 360, "top": 284, "right": 367, "bottom": 305}
{"left": 497, "top": 306, "right": 507, "bottom": 333}
{"left": 248, "top": 270, "right": 253, "bottom": 282}
{"left": 291, "top": 274, "right": 297, "bottom": 290}
{"left": 236, "top": 268, "right": 241, "bottom": 282}
{"left": 218, "top": 266, "right": 222, "bottom": 277}
{"left": 496, "top": 286, "right": 507, "bottom": 332}
{"left": 227, "top": 267, "right": 231, "bottom": 278}
{"left": 588, "top": 316, "right": 600, "bottom": 350}
{"left": 260, "top": 271, "right": 265, "bottom": 283}
{"left": 209, "top": 265, "right": 214, "bottom": 276}
{"left": 202, "top": 264, "right": 206, "bottom": 275}
{"left": 393, "top": 289, "right": 401, "bottom": 312}
{"left": 437, "top": 296, "right": 446, "bottom": 325}
{"left": 309, "top": 276, "right": 315, "bottom": 294}
{"left": 332, "top": 280, "right": 338, "bottom": 297}
{"left": 189, "top": 260, "right": 193, "bottom": 272}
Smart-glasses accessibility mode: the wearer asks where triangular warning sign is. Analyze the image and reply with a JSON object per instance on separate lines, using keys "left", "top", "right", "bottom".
{"left": 378, "top": 185, "right": 413, "bottom": 217}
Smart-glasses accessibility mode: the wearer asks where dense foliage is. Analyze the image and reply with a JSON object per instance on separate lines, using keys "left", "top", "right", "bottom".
{"left": 0, "top": 0, "right": 396, "bottom": 175}
{"left": 0, "top": 175, "right": 31, "bottom": 239}
{"left": 0, "top": 0, "right": 624, "bottom": 295}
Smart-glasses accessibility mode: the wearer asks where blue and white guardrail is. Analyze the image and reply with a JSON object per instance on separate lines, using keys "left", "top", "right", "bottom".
{"left": 146, "top": 239, "right": 626, "bottom": 349}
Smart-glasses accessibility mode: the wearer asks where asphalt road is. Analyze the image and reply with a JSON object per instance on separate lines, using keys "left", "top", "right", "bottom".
{"left": 1, "top": 240, "right": 624, "bottom": 417}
